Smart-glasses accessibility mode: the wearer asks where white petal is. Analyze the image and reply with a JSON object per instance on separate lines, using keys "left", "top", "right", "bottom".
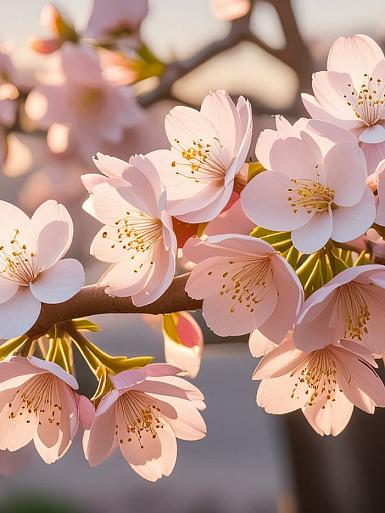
{"left": 30, "top": 259, "right": 84, "bottom": 304}
{"left": 331, "top": 187, "right": 376, "bottom": 243}
{"left": 291, "top": 212, "right": 333, "bottom": 254}
{"left": 0, "top": 288, "right": 41, "bottom": 338}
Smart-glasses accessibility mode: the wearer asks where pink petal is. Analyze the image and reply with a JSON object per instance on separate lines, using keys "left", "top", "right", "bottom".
{"left": 0, "top": 278, "right": 18, "bottom": 304}
{"left": 292, "top": 211, "right": 333, "bottom": 254}
{"left": 31, "top": 200, "right": 74, "bottom": 261}
{"left": 78, "top": 395, "right": 95, "bottom": 430}
{"left": 29, "top": 356, "right": 79, "bottom": 389}
{"left": 153, "top": 395, "right": 206, "bottom": 441}
{"left": 200, "top": 90, "right": 240, "bottom": 162}
{"left": 0, "top": 201, "right": 33, "bottom": 248}
{"left": 35, "top": 220, "right": 70, "bottom": 271}
{"left": 269, "top": 135, "right": 321, "bottom": 180}
{"left": 249, "top": 330, "right": 277, "bottom": 357}
{"left": 30, "top": 258, "right": 84, "bottom": 304}
{"left": 123, "top": 154, "right": 163, "bottom": 209}
{"left": 92, "top": 152, "right": 129, "bottom": 178}
{"left": 331, "top": 187, "right": 376, "bottom": 243}
{"left": 301, "top": 92, "right": 352, "bottom": 128}
{"left": 184, "top": 233, "right": 274, "bottom": 263}
{"left": 172, "top": 184, "right": 233, "bottom": 224}
{"left": 0, "top": 288, "right": 41, "bottom": 339}
{"left": 253, "top": 337, "right": 305, "bottom": 379}
{"left": 110, "top": 369, "right": 147, "bottom": 390}
{"left": 327, "top": 34, "right": 384, "bottom": 88}
{"left": 234, "top": 95, "right": 253, "bottom": 172}
{"left": 303, "top": 391, "right": 353, "bottom": 436}
{"left": 256, "top": 372, "right": 305, "bottom": 414}
{"left": 86, "top": 403, "right": 117, "bottom": 466}
{"left": 165, "top": 106, "right": 218, "bottom": 156}
{"left": 255, "top": 128, "right": 279, "bottom": 168}
{"left": 359, "top": 124, "right": 385, "bottom": 144}
{"left": 324, "top": 142, "right": 367, "bottom": 206}
{"left": 122, "top": 420, "right": 177, "bottom": 482}
{"left": 258, "top": 256, "right": 303, "bottom": 342}
{"left": 304, "top": 118, "right": 357, "bottom": 156}
{"left": 293, "top": 290, "right": 338, "bottom": 351}
{"left": 312, "top": 71, "right": 362, "bottom": 124}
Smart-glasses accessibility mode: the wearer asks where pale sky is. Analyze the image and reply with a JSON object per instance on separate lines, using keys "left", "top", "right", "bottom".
{"left": 1, "top": 0, "right": 385, "bottom": 61}
{"left": 1, "top": 0, "right": 385, "bottom": 108}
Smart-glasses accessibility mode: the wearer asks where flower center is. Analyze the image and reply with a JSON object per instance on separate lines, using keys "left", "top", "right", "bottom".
{"left": 207, "top": 256, "right": 273, "bottom": 314}
{"left": 0, "top": 229, "right": 37, "bottom": 285}
{"left": 290, "top": 348, "right": 338, "bottom": 407}
{"left": 102, "top": 210, "right": 162, "bottom": 269}
{"left": 288, "top": 178, "right": 335, "bottom": 214}
{"left": 336, "top": 282, "right": 370, "bottom": 341}
{"left": 343, "top": 74, "right": 385, "bottom": 126}
{"left": 171, "top": 137, "right": 227, "bottom": 184}
{"left": 116, "top": 391, "right": 162, "bottom": 449}
{"left": 8, "top": 374, "right": 62, "bottom": 426}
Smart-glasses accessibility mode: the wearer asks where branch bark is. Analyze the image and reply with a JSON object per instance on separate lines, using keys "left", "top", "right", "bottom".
{"left": 27, "top": 273, "right": 201, "bottom": 340}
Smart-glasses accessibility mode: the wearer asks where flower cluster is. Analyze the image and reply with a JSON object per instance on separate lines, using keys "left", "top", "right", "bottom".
{"left": 5, "top": 30, "right": 385, "bottom": 483}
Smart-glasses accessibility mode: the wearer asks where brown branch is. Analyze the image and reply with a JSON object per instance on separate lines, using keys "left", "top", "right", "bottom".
{"left": 27, "top": 273, "right": 201, "bottom": 340}
{"left": 138, "top": 15, "right": 252, "bottom": 107}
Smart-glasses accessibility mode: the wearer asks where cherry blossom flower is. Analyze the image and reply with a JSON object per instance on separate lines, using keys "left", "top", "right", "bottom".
{"left": 293, "top": 264, "right": 385, "bottom": 355}
{"left": 210, "top": 0, "right": 251, "bottom": 20}
{"left": 25, "top": 44, "right": 143, "bottom": 160}
{"left": 253, "top": 334, "right": 385, "bottom": 436}
{"left": 83, "top": 363, "right": 206, "bottom": 481}
{"left": 85, "top": 0, "right": 148, "bottom": 40}
{"left": 241, "top": 132, "right": 375, "bottom": 254}
{"left": 163, "top": 312, "right": 204, "bottom": 378}
{"left": 148, "top": 90, "right": 252, "bottom": 223}
{"left": 0, "top": 200, "right": 84, "bottom": 338}
{"left": 83, "top": 154, "right": 177, "bottom": 306}
{"left": 0, "top": 356, "right": 81, "bottom": 463}
{"left": 184, "top": 234, "right": 303, "bottom": 339}
{"left": 302, "top": 34, "right": 385, "bottom": 173}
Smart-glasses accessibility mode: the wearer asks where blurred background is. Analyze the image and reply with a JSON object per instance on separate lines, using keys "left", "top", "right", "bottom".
{"left": 0, "top": 1, "right": 385, "bottom": 512}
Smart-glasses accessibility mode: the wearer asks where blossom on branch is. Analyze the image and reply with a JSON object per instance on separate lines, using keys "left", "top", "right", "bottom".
{"left": 302, "top": 34, "right": 385, "bottom": 173}
{"left": 149, "top": 90, "right": 252, "bottom": 223}
{"left": 253, "top": 334, "right": 385, "bottom": 436}
{"left": 293, "top": 264, "right": 385, "bottom": 355}
{"left": 184, "top": 234, "right": 303, "bottom": 338}
{"left": 83, "top": 363, "right": 206, "bottom": 482}
{"left": 0, "top": 356, "right": 82, "bottom": 463}
{"left": 0, "top": 200, "right": 84, "bottom": 338}
{"left": 241, "top": 132, "right": 375, "bottom": 254}
{"left": 83, "top": 154, "right": 177, "bottom": 306}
